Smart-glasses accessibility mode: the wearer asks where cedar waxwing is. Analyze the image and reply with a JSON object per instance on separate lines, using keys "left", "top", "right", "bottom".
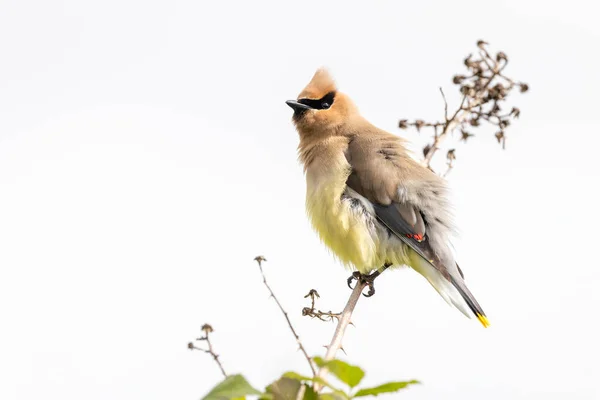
{"left": 286, "top": 68, "right": 489, "bottom": 327}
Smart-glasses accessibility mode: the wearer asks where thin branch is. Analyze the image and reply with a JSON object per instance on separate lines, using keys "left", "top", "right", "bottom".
{"left": 322, "top": 282, "right": 365, "bottom": 361}
{"left": 423, "top": 65, "right": 501, "bottom": 167}
{"left": 254, "top": 256, "right": 317, "bottom": 376}
{"left": 188, "top": 324, "right": 227, "bottom": 378}
{"left": 302, "top": 307, "right": 341, "bottom": 322}
{"left": 314, "top": 280, "right": 367, "bottom": 391}
{"left": 422, "top": 94, "right": 467, "bottom": 166}
{"left": 443, "top": 162, "right": 454, "bottom": 178}
{"left": 478, "top": 50, "right": 494, "bottom": 70}
{"left": 440, "top": 87, "right": 449, "bottom": 121}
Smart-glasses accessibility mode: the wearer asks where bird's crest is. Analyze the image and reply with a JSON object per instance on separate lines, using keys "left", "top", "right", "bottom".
{"left": 298, "top": 67, "right": 337, "bottom": 100}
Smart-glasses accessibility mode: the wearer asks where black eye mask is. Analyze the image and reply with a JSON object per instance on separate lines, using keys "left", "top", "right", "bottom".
{"left": 298, "top": 91, "right": 336, "bottom": 110}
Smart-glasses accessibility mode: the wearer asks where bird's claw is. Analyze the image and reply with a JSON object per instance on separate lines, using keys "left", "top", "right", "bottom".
{"left": 363, "top": 280, "right": 376, "bottom": 297}
{"left": 347, "top": 271, "right": 362, "bottom": 289}
{"left": 346, "top": 271, "right": 380, "bottom": 297}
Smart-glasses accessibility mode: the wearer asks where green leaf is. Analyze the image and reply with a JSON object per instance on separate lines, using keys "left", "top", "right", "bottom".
{"left": 302, "top": 385, "right": 319, "bottom": 400}
{"left": 353, "top": 380, "right": 420, "bottom": 397}
{"left": 281, "top": 371, "right": 314, "bottom": 382}
{"left": 282, "top": 372, "right": 336, "bottom": 391}
{"left": 201, "top": 374, "right": 261, "bottom": 400}
{"left": 319, "top": 393, "right": 348, "bottom": 400}
{"left": 313, "top": 357, "right": 365, "bottom": 388}
{"left": 263, "top": 377, "right": 324, "bottom": 400}
{"left": 281, "top": 372, "right": 348, "bottom": 399}
{"left": 265, "top": 377, "right": 301, "bottom": 400}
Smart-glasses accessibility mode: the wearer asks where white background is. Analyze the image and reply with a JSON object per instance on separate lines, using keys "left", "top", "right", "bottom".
{"left": 1, "top": 1, "right": 599, "bottom": 399}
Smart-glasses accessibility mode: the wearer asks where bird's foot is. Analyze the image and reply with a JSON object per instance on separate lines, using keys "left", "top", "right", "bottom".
{"left": 346, "top": 270, "right": 383, "bottom": 297}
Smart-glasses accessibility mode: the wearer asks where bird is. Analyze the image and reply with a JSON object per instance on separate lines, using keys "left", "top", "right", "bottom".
{"left": 286, "top": 68, "right": 489, "bottom": 328}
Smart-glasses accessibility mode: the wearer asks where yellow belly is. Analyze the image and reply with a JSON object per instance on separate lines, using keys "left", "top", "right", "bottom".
{"left": 303, "top": 144, "right": 410, "bottom": 273}
{"left": 306, "top": 185, "right": 381, "bottom": 273}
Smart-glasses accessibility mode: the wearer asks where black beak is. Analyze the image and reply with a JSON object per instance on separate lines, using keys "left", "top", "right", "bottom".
{"left": 286, "top": 100, "right": 313, "bottom": 112}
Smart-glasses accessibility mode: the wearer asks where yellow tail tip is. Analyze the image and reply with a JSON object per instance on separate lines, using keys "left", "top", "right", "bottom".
{"left": 477, "top": 314, "right": 490, "bottom": 328}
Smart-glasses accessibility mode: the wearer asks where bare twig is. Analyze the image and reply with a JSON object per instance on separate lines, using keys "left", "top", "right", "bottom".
{"left": 443, "top": 163, "right": 454, "bottom": 178}
{"left": 440, "top": 87, "right": 449, "bottom": 121}
{"left": 188, "top": 323, "right": 227, "bottom": 378}
{"left": 254, "top": 256, "right": 317, "bottom": 376}
{"left": 321, "top": 282, "right": 365, "bottom": 361}
{"left": 314, "top": 280, "right": 367, "bottom": 391}
{"left": 422, "top": 94, "right": 467, "bottom": 167}
{"left": 443, "top": 148, "right": 456, "bottom": 178}
{"left": 302, "top": 289, "right": 341, "bottom": 322}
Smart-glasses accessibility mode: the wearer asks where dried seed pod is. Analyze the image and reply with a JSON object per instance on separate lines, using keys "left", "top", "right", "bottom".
{"left": 495, "top": 131, "right": 504, "bottom": 143}
{"left": 423, "top": 144, "right": 432, "bottom": 157}
{"left": 453, "top": 75, "right": 466, "bottom": 84}
{"left": 447, "top": 149, "right": 456, "bottom": 161}
{"left": 461, "top": 130, "right": 474, "bottom": 142}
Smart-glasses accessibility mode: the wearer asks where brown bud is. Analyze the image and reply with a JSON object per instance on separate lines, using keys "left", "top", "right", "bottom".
{"left": 188, "top": 342, "right": 194, "bottom": 350}
{"left": 477, "top": 40, "right": 488, "bottom": 49}
{"left": 447, "top": 149, "right": 456, "bottom": 161}
{"left": 460, "top": 85, "right": 475, "bottom": 96}
{"left": 201, "top": 324, "right": 214, "bottom": 333}
{"left": 254, "top": 255, "right": 267, "bottom": 264}
{"left": 398, "top": 119, "right": 408, "bottom": 129}
{"left": 414, "top": 120, "right": 425, "bottom": 131}
{"left": 423, "top": 144, "right": 432, "bottom": 157}
{"left": 495, "top": 131, "right": 504, "bottom": 143}
{"left": 460, "top": 130, "right": 474, "bottom": 142}
{"left": 496, "top": 52, "right": 507, "bottom": 62}
{"left": 453, "top": 75, "right": 466, "bottom": 84}
{"left": 511, "top": 107, "right": 521, "bottom": 118}
{"left": 489, "top": 84, "right": 506, "bottom": 100}
{"left": 464, "top": 55, "right": 472, "bottom": 67}
{"left": 469, "top": 118, "right": 480, "bottom": 127}
{"left": 519, "top": 83, "right": 529, "bottom": 93}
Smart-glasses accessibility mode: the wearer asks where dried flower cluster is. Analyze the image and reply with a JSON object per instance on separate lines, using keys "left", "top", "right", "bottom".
{"left": 398, "top": 40, "right": 528, "bottom": 174}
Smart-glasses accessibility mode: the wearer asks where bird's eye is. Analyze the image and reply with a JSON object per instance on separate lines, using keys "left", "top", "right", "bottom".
{"left": 322, "top": 102, "right": 330, "bottom": 109}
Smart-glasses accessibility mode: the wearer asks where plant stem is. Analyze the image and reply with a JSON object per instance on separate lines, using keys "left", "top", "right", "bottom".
{"left": 254, "top": 256, "right": 317, "bottom": 376}
{"left": 315, "top": 280, "right": 367, "bottom": 389}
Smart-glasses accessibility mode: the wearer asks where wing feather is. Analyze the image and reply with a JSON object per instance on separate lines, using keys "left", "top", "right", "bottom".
{"left": 344, "top": 131, "right": 446, "bottom": 271}
{"left": 343, "top": 129, "right": 489, "bottom": 326}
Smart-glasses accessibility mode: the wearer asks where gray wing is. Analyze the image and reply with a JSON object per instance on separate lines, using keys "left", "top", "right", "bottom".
{"left": 344, "top": 132, "right": 445, "bottom": 272}
{"left": 372, "top": 203, "right": 439, "bottom": 269}
{"left": 344, "top": 132, "right": 489, "bottom": 325}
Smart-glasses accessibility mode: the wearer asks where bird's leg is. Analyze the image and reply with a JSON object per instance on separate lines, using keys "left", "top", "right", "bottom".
{"left": 346, "top": 262, "right": 393, "bottom": 297}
